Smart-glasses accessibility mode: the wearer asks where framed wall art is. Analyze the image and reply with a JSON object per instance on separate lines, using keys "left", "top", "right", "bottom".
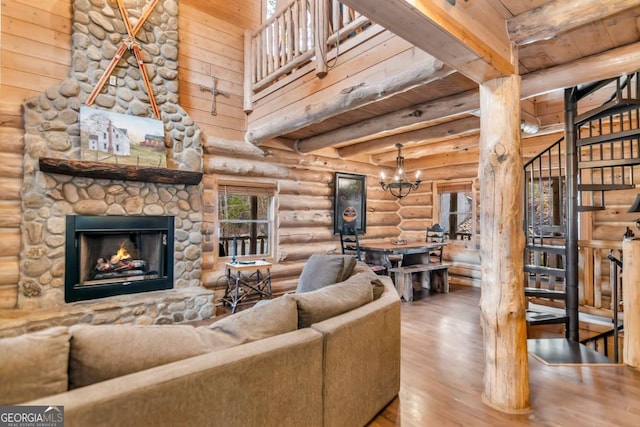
{"left": 334, "top": 172, "right": 367, "bottom": 235}
{"left": 80, "top": 106, "right": 166, "bottom": 167}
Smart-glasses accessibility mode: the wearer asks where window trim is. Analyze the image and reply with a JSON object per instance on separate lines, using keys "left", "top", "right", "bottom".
{"left": 216, "top": 178, "right": 278, "bottom": 263}
{"left": 434, "top": 180, "right": 477, "bottom": 243}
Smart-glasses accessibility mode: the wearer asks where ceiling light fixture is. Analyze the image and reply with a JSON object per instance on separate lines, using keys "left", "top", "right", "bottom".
{"left": 520, "top": 121, "right": 540, "bottom": 135}
{"left": 379, "top": 143, "right": 422, "bottom": 199}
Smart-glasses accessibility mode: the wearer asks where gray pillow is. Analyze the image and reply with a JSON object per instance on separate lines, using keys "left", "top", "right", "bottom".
{"left": 292, "top": 272, "right": 374, "bottom": 328}
{"left": 202, "top": 295, "right": 298, "bottom": 348}
{"left": 296, "top": 254, "right": 357, "bottom": 293}
{"left": 352, "top": 261, "right": 385, "bottom": 300}
{"left": 0, "top": 327, "right": 71, "bottom": 404}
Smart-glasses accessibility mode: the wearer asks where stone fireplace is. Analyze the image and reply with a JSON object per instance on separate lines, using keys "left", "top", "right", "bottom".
{"left": 3, "top": 0, "right": 215, "bottom": 336}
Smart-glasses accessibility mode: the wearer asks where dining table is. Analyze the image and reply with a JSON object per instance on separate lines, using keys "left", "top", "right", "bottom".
{"left": 358, "top": 241, "right": 447, "bottom": 271}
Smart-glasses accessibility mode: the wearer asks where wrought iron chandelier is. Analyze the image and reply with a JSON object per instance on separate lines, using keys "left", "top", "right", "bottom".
{"left": 379, "top": 143, "right": 422, "bottom": 199}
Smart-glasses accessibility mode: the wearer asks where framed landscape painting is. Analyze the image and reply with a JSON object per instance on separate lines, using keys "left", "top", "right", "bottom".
{"left": 334, "top": 172, "right": 367, "bottom": 235}
{"left": 80, "top": 106, "right": 167, "bottom": 167}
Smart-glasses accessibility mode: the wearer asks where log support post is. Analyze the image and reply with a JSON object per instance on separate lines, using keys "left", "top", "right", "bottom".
{"left": 623, "top": 238, "right": 640, "bottom": 368}
{"left": 244, "top": 29, "right": 254, "bottom": 113}
{"left": 315, "top": 0, "right": 328, "bottom": 78}
{"left": 478, "top": 74, "right": 530, "bottom": 413}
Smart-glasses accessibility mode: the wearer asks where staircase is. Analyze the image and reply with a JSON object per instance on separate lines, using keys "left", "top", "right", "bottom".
{"left": 523, "top": 71, "right": 640, "bottom": 340}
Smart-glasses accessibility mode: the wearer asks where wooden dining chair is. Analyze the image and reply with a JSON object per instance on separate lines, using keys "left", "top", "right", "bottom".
{"left": 339, "top": 223, "right": 387, "bottom": 275}
{"left": 426, "top": 223, "right": 446, "bottom": 263}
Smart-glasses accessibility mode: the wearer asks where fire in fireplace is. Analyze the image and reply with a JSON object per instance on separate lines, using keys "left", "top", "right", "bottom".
{"left": 65, "top": 215, "right": 174, "bottom": 302}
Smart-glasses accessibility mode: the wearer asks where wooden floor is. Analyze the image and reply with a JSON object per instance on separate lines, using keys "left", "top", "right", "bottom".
{"left": 368, "top": 285, "right": 640, "bottom": 427}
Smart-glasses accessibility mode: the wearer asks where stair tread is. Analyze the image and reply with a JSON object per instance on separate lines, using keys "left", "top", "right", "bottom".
{"left": 574, "top": 98, "right": 640, "bottom": 125}
{"left": 577, "top": 206, "right": 606, "bottom": 212}
{"left": 526, "top": 310, "right": 569, "bottom": 326}
{"left": 525, "top": 244, "right": 566, "bottom": 254}
{"left": 524, "top": 265, "right": 566, "bottom": 277}
{"left": 525, "top": 287, "right": 566, "bottom": 299}
{"left": 577, "top": 127, "right": 640, "bottom": 147}
{"left": 578, "top": 183, "right": 635, "bottom": 191}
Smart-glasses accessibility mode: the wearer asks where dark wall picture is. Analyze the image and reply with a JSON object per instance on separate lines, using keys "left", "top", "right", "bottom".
{"left": 334, "top": 172, "right": 366, "bottom": 234}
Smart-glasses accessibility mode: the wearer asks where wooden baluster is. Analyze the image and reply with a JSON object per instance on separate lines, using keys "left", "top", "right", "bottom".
{"left": 301, "top": 0, "right": 308, "bottom": 52}
{"left": 243, "top": 30, "right": 253, "bottom": 113}
{"left": 594, "top": 249, "right": 602, "bottom": 308}
{"left": 315, "top": 0, "right": 327, "bottom": 77}
{"left": 272, "top": 19, "right": 279, "bottom": 71}
{"left": 292, "top": 0, "right": 300, "bottom": 57}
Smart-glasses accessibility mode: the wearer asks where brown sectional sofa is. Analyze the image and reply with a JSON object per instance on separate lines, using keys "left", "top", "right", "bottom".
{"left": 2, "top": 258, "right": 401, "bottom": 427}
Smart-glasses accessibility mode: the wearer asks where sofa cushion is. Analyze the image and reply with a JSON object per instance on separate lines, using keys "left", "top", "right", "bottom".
{"left": 352, "top": 261, "right": 386, "bottom": 300}
{"left": 0, "top": 327, "right": 71, "bottom": 405}
{"left": 292, "top": 272, "right": 374, "bottom": 328}
{"left": 201, "top": 294, "right": 298, "bottom": 348}
{"left": 296, "top": 254, "right": 357, "bottom": 293}
{"left": 68, "top": 297, "right": 299, "bottom": 389}
{"left": 69, "top": 324, "right": 220, "bottom": 389}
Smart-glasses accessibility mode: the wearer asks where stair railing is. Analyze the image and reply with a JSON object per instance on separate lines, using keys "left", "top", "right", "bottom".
{"left": 580, "top": 249, "right": 623, "bottom": 362}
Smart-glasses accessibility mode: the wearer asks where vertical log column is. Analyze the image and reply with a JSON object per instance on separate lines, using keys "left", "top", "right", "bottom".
{"left": 623, "top": 239, "right": 640, "bottom": 368}
{"left": 479, "top": 75, "right": 530, "bottom": 413}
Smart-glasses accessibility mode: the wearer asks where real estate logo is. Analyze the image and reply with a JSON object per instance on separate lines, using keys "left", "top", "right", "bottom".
{"left": 0, "top": 406, "right": 64, "bottom": 427}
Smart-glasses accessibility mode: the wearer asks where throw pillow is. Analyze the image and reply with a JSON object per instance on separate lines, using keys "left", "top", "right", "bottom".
{"left": 352, "top": 261, "right": 386, "bottom": 300}
{"left": 296, "top": 254, "right": 357, "bottom": 293}
{"left": 201, "top": 295, "right": 298, "bottom": 348}
{"left": 0, "top": 327, "right": 71, "bottom": 405}
{"left": 292, "top": 272, "right": 374, "bottom": 328}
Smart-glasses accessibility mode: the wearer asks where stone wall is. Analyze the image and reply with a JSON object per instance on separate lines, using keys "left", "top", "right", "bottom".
{"left": 16, "top": 0, "right": 211, "bottom": 322}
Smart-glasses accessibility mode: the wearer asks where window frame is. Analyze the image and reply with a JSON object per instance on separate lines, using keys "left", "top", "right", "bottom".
{"left": 434, "top": 180, "right": 477, "bottom": 243}
{"left": 216, "top": 179, "right": 277, "bottom": 262}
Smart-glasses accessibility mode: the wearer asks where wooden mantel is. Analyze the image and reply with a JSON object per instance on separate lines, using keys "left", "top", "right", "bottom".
{"left": 39, "top": 158, "right": 203, "bottom": 185}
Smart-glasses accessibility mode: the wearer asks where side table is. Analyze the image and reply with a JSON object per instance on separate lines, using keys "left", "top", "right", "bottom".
{"left": 223, "top": 260, "right": 273, "bottom": 313}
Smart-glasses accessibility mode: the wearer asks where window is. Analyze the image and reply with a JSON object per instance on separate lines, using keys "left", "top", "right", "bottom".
{"left": 264, "top": 0, "right": 276, "bottom": 20}
{"left": 217, "top": 183, "right": 275, "bottom": 259}
{"left": 526, "top": 176, "right": 563, "bottom": 237}
{"left": 438, "top": 183, "right": 474, "bottom": 241}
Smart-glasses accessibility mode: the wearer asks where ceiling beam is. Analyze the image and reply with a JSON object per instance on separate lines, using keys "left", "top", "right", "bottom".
{"left": 303, "top": 42, "right": 640, "bottom": 154}
{"left": 338, "top": 116, "right": 480, "bottom": 158}
{"left": 296, "top": 89, "right": 480, "bottom": 153}
{"left": 341, "top": 0, "right": 514, "bottom": 83}
{"left": 245, "top": 56, "right": 453, "bottom": 145}
{"left": 508, "top": 0, "right": 640, "bottom": 46}
{"left": 521, "top": 40, "right": 640, "bottom": 98}
{"left": 371, "top": 134, "right": 480, "bottom": 164}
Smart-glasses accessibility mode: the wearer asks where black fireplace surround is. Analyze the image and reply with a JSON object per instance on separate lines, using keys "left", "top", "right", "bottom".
{"left": 65, "top": 215, "right": 174, "bottom": 302}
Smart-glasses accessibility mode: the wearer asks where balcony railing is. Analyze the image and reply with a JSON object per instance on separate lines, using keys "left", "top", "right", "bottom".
{"left": 244, "top": 0, "right": 374, "bottom": 112}
{"left": 578, "top": 239, "right": 623, "bottom": 318}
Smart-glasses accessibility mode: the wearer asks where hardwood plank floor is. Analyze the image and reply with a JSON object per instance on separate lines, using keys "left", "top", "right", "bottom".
{"left": 369, "top": 285, "right": 640, "bottom": 427}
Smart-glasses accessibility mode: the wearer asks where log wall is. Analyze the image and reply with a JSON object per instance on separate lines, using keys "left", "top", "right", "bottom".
{"left": 0, "top": 0, "right": 73, "bottom": 308}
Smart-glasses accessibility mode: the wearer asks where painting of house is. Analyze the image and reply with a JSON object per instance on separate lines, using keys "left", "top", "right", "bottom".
{"left": 80, "top": 106, "right": 166, "bottom": 167}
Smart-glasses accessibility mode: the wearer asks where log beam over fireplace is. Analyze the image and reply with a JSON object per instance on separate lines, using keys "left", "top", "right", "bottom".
{"left": 39, "top": 158, "right": 203, "bottom": 185}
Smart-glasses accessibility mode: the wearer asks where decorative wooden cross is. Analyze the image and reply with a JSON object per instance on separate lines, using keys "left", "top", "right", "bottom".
{"left": 199, "top": 74, "right": 230, "bottom": 116}
{"left": 86, "top": 0, "right": 160, "bottom": 118}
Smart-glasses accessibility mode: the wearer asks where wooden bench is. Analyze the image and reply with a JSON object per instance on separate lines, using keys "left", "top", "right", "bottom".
{"left": 389, "top": 263, "right": 451, "bottom": 301}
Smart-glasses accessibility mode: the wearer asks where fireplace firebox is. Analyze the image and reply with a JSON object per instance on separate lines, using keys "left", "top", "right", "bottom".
{"left": 65, "top": 215, "right": 174, "bottom": 302}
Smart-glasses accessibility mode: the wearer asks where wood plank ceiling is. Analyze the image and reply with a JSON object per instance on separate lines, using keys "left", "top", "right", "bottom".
{"left": 249, "top": 0, "right": 640, "bottom": 167}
